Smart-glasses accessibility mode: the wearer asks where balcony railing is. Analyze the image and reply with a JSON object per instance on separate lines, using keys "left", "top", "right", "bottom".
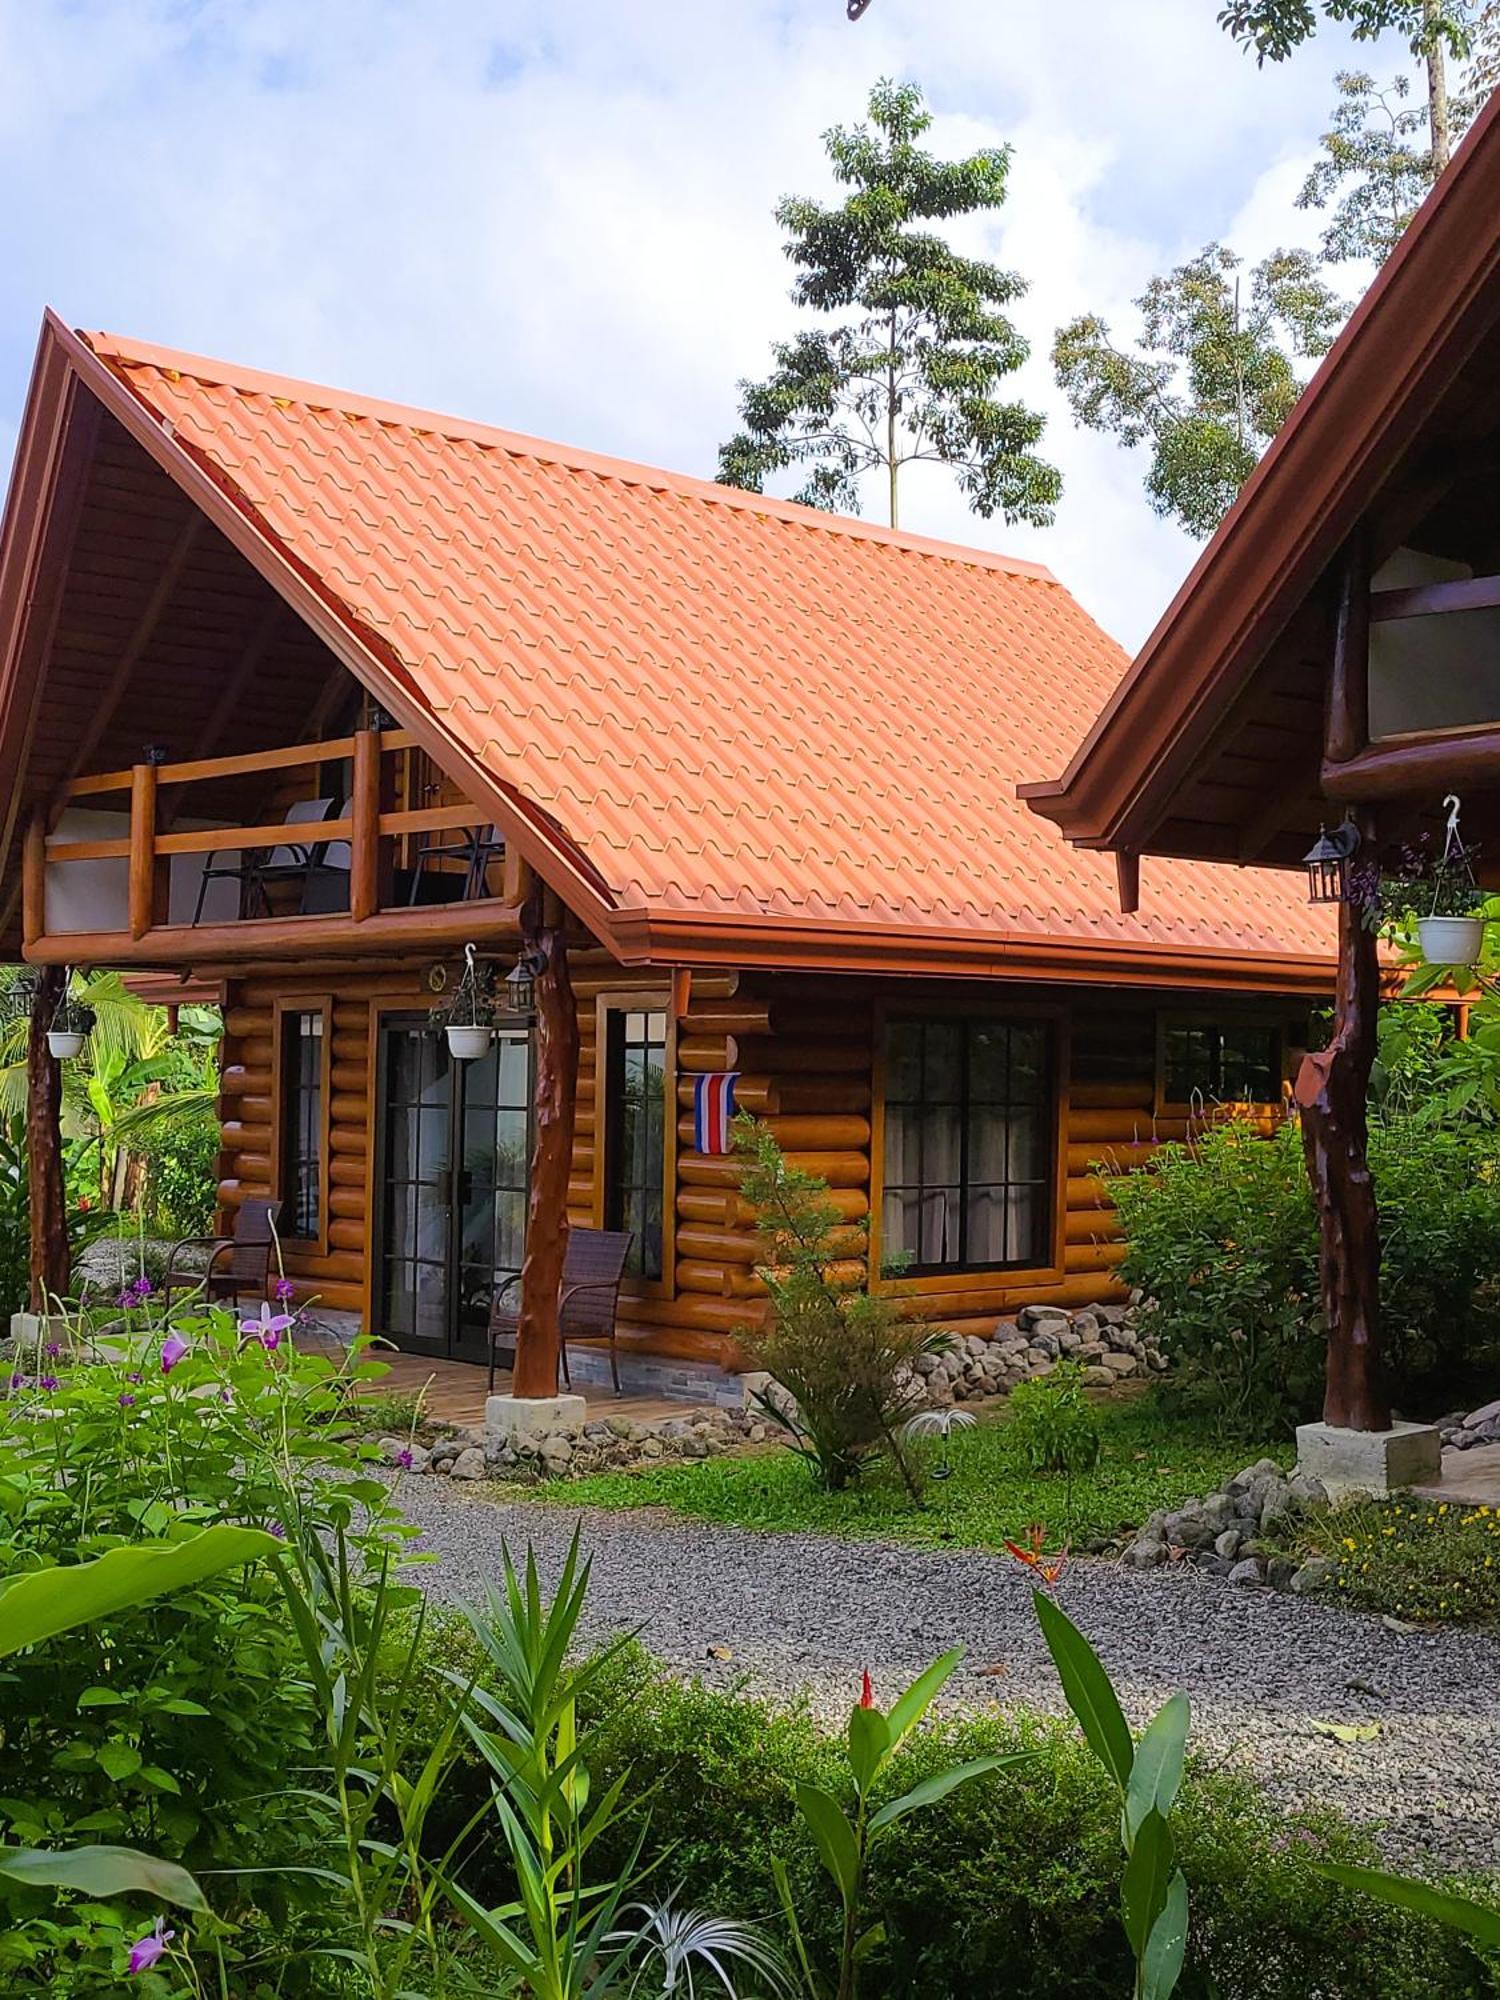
{"left": 23, "top": 724, "right": 529, "bottom": 962}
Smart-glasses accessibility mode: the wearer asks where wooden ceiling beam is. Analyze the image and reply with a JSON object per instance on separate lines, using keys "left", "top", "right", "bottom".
{"left": 65, "top": 508, "right": 205, "bottom": 782}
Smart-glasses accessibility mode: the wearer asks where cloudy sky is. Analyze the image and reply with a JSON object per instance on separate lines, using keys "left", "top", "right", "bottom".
{"left": 0, "top": 0, "right": 1396, "bottom": 649}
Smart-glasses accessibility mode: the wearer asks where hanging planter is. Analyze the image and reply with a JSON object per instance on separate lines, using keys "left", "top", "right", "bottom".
{"left": 430, "top": 942, "right": 498, "bottom": 1061}
{"left": 1372, "top": 796, "right": 1489, "bottom": 971}
{"left": 45, "top": 987, "right": 96, "bottom": 1061}
{"left": 1416, "top": 913, "right": 1485, "bottom": 968}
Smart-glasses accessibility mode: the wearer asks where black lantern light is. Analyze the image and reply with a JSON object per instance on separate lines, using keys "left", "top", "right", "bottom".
{"left": 1303, "top": 819, "right": 1360, "bottom": 905}
{"left": 504, "top": 947, "right": 547, "bottom": 1018}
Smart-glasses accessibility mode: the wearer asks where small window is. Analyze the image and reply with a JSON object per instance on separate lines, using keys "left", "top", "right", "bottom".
{"left": 279, "top": 1010, "right": 325, "bottom": 1239}
{"left": 1162, "top": 1021, "right": 1279, "bottom": 1106}
{"left": 881, "top": 1017, "right": 1053, "bottom": 1276}
{"left": 604, "top": 1008, "right": 668, "bottom": 1281}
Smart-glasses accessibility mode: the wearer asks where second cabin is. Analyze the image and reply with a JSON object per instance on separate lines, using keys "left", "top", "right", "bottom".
{"left": 0, "top": 316, "right": 1338, "bottom": 1394}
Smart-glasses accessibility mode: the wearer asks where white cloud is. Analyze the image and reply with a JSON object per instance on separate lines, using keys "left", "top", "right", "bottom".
{"left": 0, "top": 0, "right": 1400, "bottom": 656}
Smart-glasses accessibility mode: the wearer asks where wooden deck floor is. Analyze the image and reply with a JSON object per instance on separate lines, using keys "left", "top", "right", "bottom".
{"left": 297, "top": 1331, "right": 705, "bottom": 1431}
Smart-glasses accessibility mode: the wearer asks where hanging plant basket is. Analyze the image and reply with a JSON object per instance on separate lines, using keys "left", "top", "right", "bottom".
{"left": 45, "top": 988, "right": 96, "bottom": 1061}
{"left": 46, "top": 1028, "right": 87, "bottom": 1060}
{"left": 1416, "top": 913, "right": 1486, "bottom": 968}
{"left": 444, "top": 1023, "right": 494, "bottom": 1061}
{"left": 430, "top": 943, "right": 499, "bottom": 1061}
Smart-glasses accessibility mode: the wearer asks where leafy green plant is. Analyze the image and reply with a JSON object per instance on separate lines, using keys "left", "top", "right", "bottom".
{"left": 732, "top": 1117, "right": 946, "bottom": 1497}
{"left": 1274, "top": 1493, "right": 1500, "bottom": 1625}
{"left": 1036, "top": 1592, "right": 1190, "bottom": 2000}
{"left": 1320, "top": 1862, "right": 1500, "bottom": 1964}
{"left": 777, "top": 1650, "right": 1022, "bottom": 2000}
{"left": 1004, "top": 1361, "right": 1103, "bottom": 1476}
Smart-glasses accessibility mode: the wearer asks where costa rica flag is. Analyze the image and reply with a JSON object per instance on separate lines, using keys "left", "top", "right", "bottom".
{"left": 693, "top": 1072, "right": 739, "bottom": 1154}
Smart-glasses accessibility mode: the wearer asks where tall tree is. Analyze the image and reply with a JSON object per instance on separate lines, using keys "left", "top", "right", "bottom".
{"left": 1052, "top": 245, "right": 1345, "bottom": 538}
{"left": 1217, "top": 2, "right": 1478, "bottom": 171}
{"left": 1297, "top": 69, "right": 1438, "bottom": 261}
{"left": 718, "top": 79, "right": 1059, "bottom": 531}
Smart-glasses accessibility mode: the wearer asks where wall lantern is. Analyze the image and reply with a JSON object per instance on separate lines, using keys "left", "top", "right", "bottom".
{"left": 504, "top": 947, "right": 547, "bottom": 1019}
{"left": 1303, "top": 820, "right": 1361, "bottom": 905}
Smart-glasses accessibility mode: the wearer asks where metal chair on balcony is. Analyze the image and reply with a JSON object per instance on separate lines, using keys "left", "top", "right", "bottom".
{"left": 407, "top": 823, "right": 504, "bottom": 905}
{"left": 486, "top": 1228, "right": 634, "bottom": 1395}
{"left": 191, "top": 797, "right": 337, "bottom": 924}
{"left": 161, "top": 1197, "right": 285, "bottom": 1313}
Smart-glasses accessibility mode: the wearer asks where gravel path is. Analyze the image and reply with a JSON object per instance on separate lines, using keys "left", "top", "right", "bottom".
{"left": 394, "top": 1479, "right": 1500, "bottom": 1871}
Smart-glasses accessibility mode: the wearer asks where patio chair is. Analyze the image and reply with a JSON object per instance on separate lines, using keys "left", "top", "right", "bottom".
{"left": 191, "top": 797, "right": 337, "bottom": 924}
{"left": 161, "top": 1197, "right": 285, "bottom": 1313}
{"left": 486, "top": 1227, "right": 634, "bottom": 1395}
{"left": 407, "top": 823, "right": 504, "bottom": 904}
{"left": 300, "top": 798, "right": 354, "bottom": 914}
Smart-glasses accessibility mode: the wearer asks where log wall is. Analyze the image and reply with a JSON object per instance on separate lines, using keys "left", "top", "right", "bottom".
{"left": 214, "top": 944, "right": 1292, "bottom": 1369}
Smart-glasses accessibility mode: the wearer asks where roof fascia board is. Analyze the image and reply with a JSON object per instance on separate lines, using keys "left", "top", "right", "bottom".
{"left": 1021, "top": 91, "right": 1500, "bottom": 853}
{"left": 41, "top": 315, "right": 623, "bottom": 943}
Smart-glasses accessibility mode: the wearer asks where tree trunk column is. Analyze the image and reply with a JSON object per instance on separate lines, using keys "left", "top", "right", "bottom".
{"left": 26, "top": 965, "right": 70, "bottom": 1312}
{"left": 512, "top": 905, "right": 579, "bottom": 1399}
{"left": 1295, "top": 892, "right": 1389, "bottom": 1431}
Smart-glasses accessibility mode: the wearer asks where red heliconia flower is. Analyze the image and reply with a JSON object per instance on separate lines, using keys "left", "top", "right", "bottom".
{"left": 1004, "top": 1522, "right": 1069, "bottom": 1591}
{"left": 860, "top": 1669, "right": 874, "bottom": 1709}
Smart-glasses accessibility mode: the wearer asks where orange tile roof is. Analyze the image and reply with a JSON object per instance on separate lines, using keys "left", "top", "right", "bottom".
{"left": 79, "top": 326, "right": 1334, "bottom": 978}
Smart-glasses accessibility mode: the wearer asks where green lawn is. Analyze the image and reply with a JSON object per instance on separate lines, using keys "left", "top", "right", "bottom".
{"left": 535, "top": 1395, "right": 1284, "bottom": 1553}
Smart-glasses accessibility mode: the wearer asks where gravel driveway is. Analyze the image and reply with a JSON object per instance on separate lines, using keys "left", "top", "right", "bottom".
{"left": 394, "top": 1479, "right": 1500, "bottom": 1871}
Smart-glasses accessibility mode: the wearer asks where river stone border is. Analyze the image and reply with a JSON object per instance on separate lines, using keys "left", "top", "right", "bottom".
{"left": 1439, "top": 1396, "right": 1500, "bottom": 1451}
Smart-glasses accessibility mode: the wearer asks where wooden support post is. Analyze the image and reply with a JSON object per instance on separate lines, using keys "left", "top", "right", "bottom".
{"left": 26, "top": 965, "right": 70, "bottom": 1311}
{"left": 350, "top": 724, "right": 380, "bottom": 922}
{"left": 22, "top": 807, "right": 47, "bottom": 949}
{"left": 512, "top": 886, "right": 580, "bottom": 1399}
{"left": 1294, "top": 832, "right": 1389, "bottom": 1432}
{"left": 128, "top": 761, "right": 159, "bottom": 942}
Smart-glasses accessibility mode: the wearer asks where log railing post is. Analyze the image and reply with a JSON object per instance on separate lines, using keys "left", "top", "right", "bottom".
{"left": 22, "top": 806, "right": 47, "bottom": 949}
{"left": 350, "top": 723, "right": 380, "bottom": 922}
{"left": 1294, "top": 816, "right": 1389, "bottom": 1431}
{"left": 512, "top": 887, "right": 580, "bottom": 1399}
{"left": 26, "top": 964, "right": 70, "bottom": 1311}
{"left": 128, "top": 760, "right": 159, "bottom": 942}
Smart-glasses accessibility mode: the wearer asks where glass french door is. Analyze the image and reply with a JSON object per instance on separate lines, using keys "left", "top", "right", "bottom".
{"left": 375, "top": 1018, "right": 531, "bottom": 1363}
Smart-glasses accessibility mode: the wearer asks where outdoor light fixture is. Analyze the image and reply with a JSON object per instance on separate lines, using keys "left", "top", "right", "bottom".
{"left": 1303, "top": 820, "right": 1360, "bottom": 904}
{"left": 504, "top": 947, "right": 547, "bottom": 1018}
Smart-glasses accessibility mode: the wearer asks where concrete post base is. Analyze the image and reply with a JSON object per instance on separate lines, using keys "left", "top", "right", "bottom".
{"left": 7, "top": 1310, "right": 75, "bottom": 1360}
{"left": 484, "top": 1392, "right": 587, "bottom": 1445}
{"left": 1296, "top": 1419, "right": 1443, "bottom": 1500}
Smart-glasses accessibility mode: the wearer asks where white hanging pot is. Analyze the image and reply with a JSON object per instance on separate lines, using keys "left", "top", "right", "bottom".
{"left": 1417, "top": 914, "right": 1485, "bottom": 967}
{"left": 445, "top": 1023, "right": 493, "bottom": 1061}
{"left": 47, "top": 1029, "right": 86, "bottom": 1059}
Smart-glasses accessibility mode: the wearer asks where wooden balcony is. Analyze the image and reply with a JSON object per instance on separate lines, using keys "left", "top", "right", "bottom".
{"left": 21, "top": 724, "right": 527, "bottom": 967}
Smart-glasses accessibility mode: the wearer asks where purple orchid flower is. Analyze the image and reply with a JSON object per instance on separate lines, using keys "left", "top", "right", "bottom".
{"left": 130, "top": 1275, "right": 154, "bottom": 1301}
{"left": 8, "top": 1372, "right": 28, "bottom": 1391}
{"left": 126, "top": 1370, "right": 143, "bottom": 1384}
{"left": 118, "top": 1392, "right": 136, "bottom": 1408}
{"left": 160, "top": 1332, "right": 189, "bottom": 1375}
{"left": 44, "top": 1340, "right": 61, "bottom": 1359}
{"left": 273, "top": 1276, "right": 296, "bottom": 1305}
{"left": 238, "top": 1300, "right": 294, "bottom": 1353}
{"left": 266, "top": 1520, "right": 286, "bottom": 1539}
{"left": 395, "top": 1447, "right": 414, "bottom": 1471}
{"left": 127, "top": 1916, "right": 174, "bottom": 1974}
{"left": 38, "top": 1374, "right": 59, "bottom": 1393}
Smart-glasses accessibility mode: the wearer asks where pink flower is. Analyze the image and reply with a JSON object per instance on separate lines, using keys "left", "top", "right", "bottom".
{"left": 860, "top": 1670, "right": 874, "bottom": 1710}
{"left": 238, "top": 1301, "right": 294, "bottom": 1352}
{"left": 128, "top": 1916, "right": 174, "bottom": 1974}
{"left": 160, "top": 1332, "right": 189, "bottom": 1375}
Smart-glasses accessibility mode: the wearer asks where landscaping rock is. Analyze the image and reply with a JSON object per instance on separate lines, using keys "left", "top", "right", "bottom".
{"left": 1290, "top": 1558, "right": 1337, "bottom": 1597}
{"left": 1227, "top": 1557, "right": 1265, "bottom": 1587}
{"left": 449, "top": 1446, "right": 486, "bottom": 1480}
{"left": 1214, "top": 1528, "right": 1242, "bottom": 1559}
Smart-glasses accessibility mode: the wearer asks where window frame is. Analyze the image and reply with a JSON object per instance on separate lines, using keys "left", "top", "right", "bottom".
{"left": 1155, "top": 1011, "right": 1287, "bottom": 1116}
{"left": 870, "top": 1000, "right": 1066, "bottom": 1294}
{"left": 271, "top": 995, "right": 333, "bottom": 1255}
{"left": 593, "top": 989, "right": 676, "bottom": 1299}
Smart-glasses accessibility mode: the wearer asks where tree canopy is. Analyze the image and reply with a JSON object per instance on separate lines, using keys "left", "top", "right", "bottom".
{"left": 717, "top": 79, "right": 1059, "bottom": 530}
{"left": 1297, "top": 69, "right": 1437, "bottom": 261}
{"left": 1052, "top": 246, "right": 1344, "bottom": 538}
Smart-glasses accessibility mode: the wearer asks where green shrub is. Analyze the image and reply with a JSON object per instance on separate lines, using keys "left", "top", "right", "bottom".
{"left": 1003, "top": 1360, "right": 1103, "bottom": 1475}
{"left": 137, "top": 1104, "right": 221, "bottom": 1237}
{"left": 548, "top": 1650, "right": 1496, "bottom": 2000}
{"left": 1279, "top": 1495, "right": 1500, "bottom": 1626}
{"left": 1110, "top": 1114, "right": 1500, "bottom": 1428}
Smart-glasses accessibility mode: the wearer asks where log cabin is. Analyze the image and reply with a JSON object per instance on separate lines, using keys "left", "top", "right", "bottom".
{"left": 1024, "top": 89, "right": 1500, "bottom": 1449}
{"left": 0, "top": 311, "right": 1335, "bottom": 1398}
